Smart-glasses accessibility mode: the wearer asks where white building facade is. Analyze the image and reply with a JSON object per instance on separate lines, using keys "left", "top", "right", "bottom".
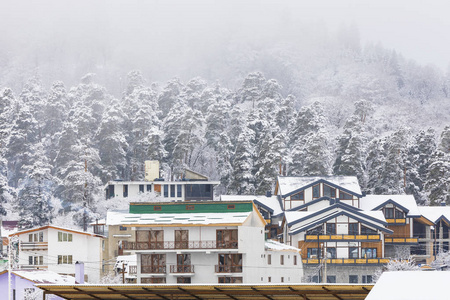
{"left": 12, "top": 226, "right": 104, "bottom": 283}
{"left": 108, "top": 201, "right": 303, "bottom": 284}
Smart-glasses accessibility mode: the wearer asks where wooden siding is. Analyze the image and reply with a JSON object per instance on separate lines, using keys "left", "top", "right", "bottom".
{"left": 361, "top": 241, "right": 382, "bottom": 258}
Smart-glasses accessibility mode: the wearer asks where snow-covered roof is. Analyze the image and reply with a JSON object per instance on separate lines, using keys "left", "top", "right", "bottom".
{"left": 277, "top": 176, "right": 362, "bottom": 197}
{"left": 417, "top": 206, "right": 450, "bottom": 224}
{"left": 107, "top": 211, "right": 251, "bottom": 226}
{"left": 366, "top": 271, "right": 450, "bottom": 300}
{"left": 265, "top": 240, "right": 300, "bottom": 252}
{"left": 11, "top": 225, "right": 104, "bottom": 238}
{"left": 220, "top": 195, "right": 283, "bottom": 216}
{"left": 0, "top": 269, "right": 76, "bottom": 284}
{"left": 360, "top": 195, "right": 421, "bottom": 216}
{"left": 286, "top": 205, "right": 389, "bottom": 235}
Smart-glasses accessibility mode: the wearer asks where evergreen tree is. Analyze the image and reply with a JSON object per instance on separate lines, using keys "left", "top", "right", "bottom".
{"left": 96, "top": 98, "right": 128, "bottom": 182}
{"left": 17, "top": 142, "right": 55, "bottom": 228}
{"left": 158, "top": 78, "right": 184, "bottom": 118}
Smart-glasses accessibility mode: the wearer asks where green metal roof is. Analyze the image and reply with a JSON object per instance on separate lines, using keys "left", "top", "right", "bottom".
{"left": 129, "top": 201, "right": 253, "bottom": 214}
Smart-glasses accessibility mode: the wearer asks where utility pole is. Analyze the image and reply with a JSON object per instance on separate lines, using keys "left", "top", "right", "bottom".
{"left": 8, "top": 236, "right": 11, "bottom": 300}
{"left": 120, "top": 262, "right": 127, "bottom": 284}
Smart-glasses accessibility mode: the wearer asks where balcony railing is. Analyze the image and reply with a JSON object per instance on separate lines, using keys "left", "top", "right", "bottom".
{"left": 305, "top": 234, "right": 380, "bottom": 241}
{"left": 20, "top": 242, "right": 48, "bottom": 251}
{"left": 302, "top": 258, "right": 389, "bottom": 265}
{"left": 20, "top": 265, "right": 48, "bottom": 269}
{"left": 386, "top": 218, "right": 406, "bottom": 224}
{"left": 169, "top": 265, "right": 195, "bottom": 273}
{"left": 215, "top": 265, "right": 243, "bottom": 273}
{"left": 141, "top": 265, "right": 166, "bottom": 274}
{"left": 384, "top": 236, "right": 419, "bottom": 244}
{"left": 123, "top": 240, "right": 238, "bottom": 251}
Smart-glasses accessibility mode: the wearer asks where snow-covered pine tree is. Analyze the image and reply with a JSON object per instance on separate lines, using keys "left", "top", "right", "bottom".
{"left": 17, "top": 142, "right": 55, "bottom": 228}
{"left": 96, "top": 98, "right": 128, "bottom": 182}
{"left": 158, "top": 78, "right": 184, "bottom": 119}
{"left": 405, "top": 128, "right": 437, "bottom": 204}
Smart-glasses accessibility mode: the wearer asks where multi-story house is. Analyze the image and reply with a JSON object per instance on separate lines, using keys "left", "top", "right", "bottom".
{"left": 104, "top": 201, "right": 303, "bottom": 284}
{"left": 275, "top": 175, "right": 450, "bottom": 283}
{"left": 11, "top": 225, "right": 104, "bottom": 283}
{"left": 104, "top": 161, "right": 220, "bottom": 202}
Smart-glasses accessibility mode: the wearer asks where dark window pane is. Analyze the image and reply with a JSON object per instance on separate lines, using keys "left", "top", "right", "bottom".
{"left": 327, "top": 276, "right": 336, "bottom": 283}
{"left": 349, "top": 275, "right": 358, "bottom": 283}
{"left": 139, "top": 185, "right": 144, "bottom": 193}
{"left": 177, "top": 185, "right": 182, "bottom": 197}
{"left": 349, "top": 223, "right": 359, "bottom": 235}
{"left": 164, "top": 185, "right": 168, "bottom": 197}
{"left": 147, "top": 184, "right": 152, "bottom": 192}
{"left": 170, "top": 185, "right": 175, "bottom": 197}
{"left": 313, "top": 185, "right": 320, "bottom": 198}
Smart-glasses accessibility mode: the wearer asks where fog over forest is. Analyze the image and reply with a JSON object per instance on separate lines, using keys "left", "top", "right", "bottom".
{"left": 0, "top": 0, "right": 449, "bottom": 229}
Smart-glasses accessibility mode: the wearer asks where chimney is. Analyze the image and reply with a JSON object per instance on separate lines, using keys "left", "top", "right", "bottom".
{"left": 75, "top": 262, "right": 85, "bottom": 284}
{"left": 145, "top": 161, "right": 160, "bottom": 181}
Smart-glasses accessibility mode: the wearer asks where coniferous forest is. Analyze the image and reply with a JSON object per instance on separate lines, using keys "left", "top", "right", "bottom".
{"left": 1, "top": 20, "right": 450, "bottom": 230}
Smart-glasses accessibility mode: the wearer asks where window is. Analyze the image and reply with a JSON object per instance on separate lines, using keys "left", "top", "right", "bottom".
{"left": 58, "top": 232, "right": 73, "bottom": 242}
{"left": 306, "top": 226, "right": 322, "bottom": 235}
{"left": 326, "top": 247, "right": 337, "bottom": 259}
{"left": 177, "top": 185, "right": 182, "bottom": 197}
{"left": 57, "top": 255, "right": 73, "bottom": 264}
{"left": 323, "top": 185, "right": 336, "bottom": 198}
{"left": 146, "top": 184, "right": 152, "bottom": 192}
{"left": 186, "top": 205, "right": 195, "bottom": 210}
{"left": 119, "top": 226, "right": 127, "bottom": 231}
{"left": 361, "top": 225, "right": 377, "bottom": 235}
{"left": 362, "top": 275, "right": 373, "bottom": 283}
{"left": 141, "top": 277, "right": 166, "bottom": 283}
{"left": 268, "top": 277, "right": 271, "bottom": 282}
{"left": 384, "top": 208, "right": 394, "bottom": 219}
{"left": 163, "top": 185, "right": 168, "bottom": 197}
{"left": 294, "top": 255, "right": 297, "bottom": 265}
{"left": 361, "top": 248, "right": 377, "bottom": 259}
{"left": 139, "top": 185, "right": 144, "bottom": 193}
{"left": 141, "top": 254, "right": 166, "bottom": 273}
{"left": 326, "top": 223, "right": 336, "bottom": 235}
{"left": 348, "top": 223, "right": 359, "bottom": 235}
{"left": 175, "top": 230, "right": 189, "bottom": 249}
{"left": 327, "top": 276, "right": 336, "bottom": 283}
{"left": 280, "top": 255, "right": 284, "bottom": 265}
{"left": 395, "top": 209, "right": 405, "bottom": 219}
{"left": 216, "top": 230, "right": 238, "bottom": 248}
{"left": 177, "top": 277, "right": 191, "bottom": 283}
{"left": 291, "top": 191, "right": 304, "bottom": 200}
{"left": 311, "top": 276, "right": 319, "bottom": 283}
{"left": 154, "top": 206, "right": 161, "bottom": 211}
{"left": 227, "top": 205, "right": 235, "bottom": 210}
{"left": 339, "top": 191, "right": 353, "bottom": 200}
{"left": 150, "top": 230, "right": 164, "bottom": 249}
{"left": 281, "top": 277, "right": 284, "bottom": 282}
{"left": 170, "top": 185, "right": 175, "bottom": 197}
{"left": 123, "top": 184, "right": 128, "bottom": 197}
{"left": 218, "top": 277, "right": 242, "bottom": 284}
{"left": 312, "top": 185, "right": 320, "bottom": 198}
{"left": 307, "top": 248, "right": 319, "bottom": 258}
{"left": 349, "top": 247, "right": 359, "bottom": 259}
{"left": 268, "top": 254, "right": 271, "bottom": 265}
{"left": 218, "top": 254, "right": 242, "bottom": 273}
{"left": 176, "top": 254, "right": 192, "bottom": 272}
{"left": 349, "top": 275, "right": 358, "bottom": 283}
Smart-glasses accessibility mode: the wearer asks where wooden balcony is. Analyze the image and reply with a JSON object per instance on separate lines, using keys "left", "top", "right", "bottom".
{"left": 302, "top": 258, "right": 389, "bottom": 265}
{"left": 384, "top": 236, "right": 419, "bottom": 244}
{"left": 169, "top": 265, "right": 195, "bottom": 273}
{"left": 305, "top": 234, "right": 380, "bottom": 242}
{"left": 141, "top": 265, "right": 166, "bottom": 274}
{"left": 386, "top": 218, "right": 406, "bottom": 225}
{"left": 123, "top": 240, "right": 238, "bottom": 251}
{"left": 20, "top": 242, "right": 48, "bottom": 251}
{"left": 215, "top": 265, "right": 243, "bottom": 273}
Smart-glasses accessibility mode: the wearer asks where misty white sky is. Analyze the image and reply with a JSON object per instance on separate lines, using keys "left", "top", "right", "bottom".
{"left": 1, "top": 0, "right": 449, "bottom": 82}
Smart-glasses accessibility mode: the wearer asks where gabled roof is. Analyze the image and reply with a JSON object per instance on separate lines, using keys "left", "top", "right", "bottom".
{"left": 107, "top": 211, "right": 252, "bottom": 227}
{"left": 10, "top": 225, "right": 104, "bottom": 238}
{"left": 0, "top": 269, "right": 76, "bottom": 284}
{"left": 220, "top": 195, "right": 284, "bottom": 217}
{"left": 285, "top": 204, "right": 391, "bottom": 235}
{"left": 277, "top": 176, "right": 362, "bottom": 198}
{"left": 418, "top": 206, "right": 450, "bottom": 225}
{"left": 360, "top": 195, "right": 421, "bottom": 217}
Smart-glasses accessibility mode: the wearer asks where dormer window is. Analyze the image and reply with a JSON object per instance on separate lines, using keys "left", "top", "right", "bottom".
{"left": 312, "top": 185, "right": 320, "bottom": 198}
{"left": 323, "top": 185, "right": 336, "bottom": 198}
